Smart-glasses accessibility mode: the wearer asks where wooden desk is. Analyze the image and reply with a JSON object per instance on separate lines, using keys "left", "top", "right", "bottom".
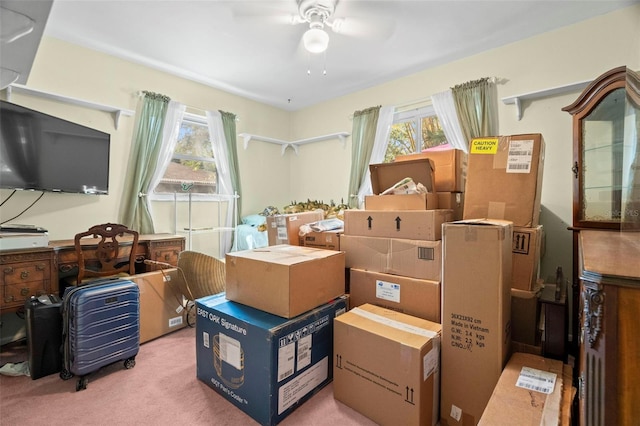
{"left": 0, "top": 234, "right": 184, "bottom": 313}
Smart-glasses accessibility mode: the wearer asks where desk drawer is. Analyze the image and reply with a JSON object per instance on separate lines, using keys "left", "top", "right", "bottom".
{"left": 1, "top": 249, "right": 54, "bottom": 309}
{"left": 147, "top": 238, "right": 184, "bottom": 267}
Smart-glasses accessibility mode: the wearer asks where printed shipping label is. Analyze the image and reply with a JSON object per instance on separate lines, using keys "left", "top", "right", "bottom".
{"left": 506, "top": 140, "right": 534, "bottom": 173}
{"left": 376, "top": 280, "right": 401, "bottom": 303}
{"left": 278, "top": 357, "right": 328, "bottom": 414}
{"left": 516, "top": 366, "right": 557, "bottom": 394}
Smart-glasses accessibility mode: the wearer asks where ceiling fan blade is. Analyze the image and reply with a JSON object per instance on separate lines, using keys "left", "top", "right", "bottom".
{"left": 330, "top": 15, "right": 396, "bottom": 41}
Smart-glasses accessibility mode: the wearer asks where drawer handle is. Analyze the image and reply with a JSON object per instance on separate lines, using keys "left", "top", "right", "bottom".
{"left": 164, "top": 254, "right": 171, "bottom": 261}
{"left": 60, "top": 264, "right": 76, "bottom": 273}
{"left": 36, "top": 263, "right": 45, "bottom": 271}
{"left": 20, "top": 271, "right": 29, "bottom": 280}
{"left": 20, "top": 287, "right": 29, "bottom": 296}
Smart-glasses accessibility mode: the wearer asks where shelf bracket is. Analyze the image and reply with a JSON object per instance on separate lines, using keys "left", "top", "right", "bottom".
{"left": 6, "top": 83, "right": 135, "bottom": 129}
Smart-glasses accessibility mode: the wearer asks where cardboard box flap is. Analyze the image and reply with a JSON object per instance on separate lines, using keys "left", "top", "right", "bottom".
{"left": 369, "top": 158, "right": 435, "bottom": 194}
{"left": 451, "top": 218, "right": 513, "bottom": 227}
{"left": 233, "top": 244, "right": 340, "bottom": 265}
{"left": 340, "top": 304, "right": 441, "bottom": 347}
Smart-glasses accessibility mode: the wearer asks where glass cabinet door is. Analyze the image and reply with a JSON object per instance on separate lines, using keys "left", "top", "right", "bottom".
{"left": 564, "top": 66, "right": 640, "bottom": 230}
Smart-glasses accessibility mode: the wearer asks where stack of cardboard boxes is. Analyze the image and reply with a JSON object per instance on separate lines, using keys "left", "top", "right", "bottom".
{"left": 191, "top": 134, "right": 573, "bottom": 426}
{"left": 336, "top": 157, "right": 452, "bottom": 425}
{"left": 195, "top": 244, "right": 348, "bottom": 425}
{"left": 440, "top": 134, "right": 547, "bottom": 425}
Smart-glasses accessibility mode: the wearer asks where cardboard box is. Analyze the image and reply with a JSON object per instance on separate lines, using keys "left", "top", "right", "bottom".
{"left": 370, "top": 157, "right": 436, "bottom": 193}
{"left": 132, "top": 269, "right": 187, "bottom": 344}
{"left": 225, "top": 245, "right": 345, "bottom": 318}
{"left": 463, "top": 134, "right": 545, "bottom": 227}
{"left": 196, "top": 293, "right": 349, "bottom": 426}
{"left": 302, "top": 229, "right": 342, "bottom": 250}
{"left": 478, "top": 352, "right": 565, "bottom": 425}
{"left": 349, "top": 268, "right": 441, "bottom": 323}
{"left": 366, "top": 157, "right": 438, "bottom": 210}
{"left": 395, "top": 148, "right": 467, "bottom": 192}
{"left": 512, "top": 225, "right": 543, "bottom": 290}
{"left": 334, "top": 304, "right": 442, "bottom": 426}
{"left": 441, "top": 219, "right": 512, "bottom": 426}
{"left": 266, "top": 210, "right": 324, "bottom": 246}
{"left": 342, "top": 234, "right": 442, "bottom": 281}
{"left": 437, "top": 192, "right": 464, "bottom": 221}
{"left": 511, "top": 286, "right": 542, "bottom": 346}
{"left": 365, "top": 193, "right": 439, "bottom": 210}
{"left": 343, "top": 209, "right": 452, "bottom": 241}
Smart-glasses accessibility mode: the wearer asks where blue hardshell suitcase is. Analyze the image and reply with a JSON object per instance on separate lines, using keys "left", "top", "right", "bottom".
{"left": 60, "top": 278, "right": 140, "bottom": 391}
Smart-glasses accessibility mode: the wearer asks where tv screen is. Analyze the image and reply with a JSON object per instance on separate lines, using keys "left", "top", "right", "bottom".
{"left": 0, "top": 100, "right": 110, "bottom": 194}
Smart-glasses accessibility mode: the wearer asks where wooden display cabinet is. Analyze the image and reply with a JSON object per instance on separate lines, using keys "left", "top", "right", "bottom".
{"left": 564, "top": 66, "right": 640, "bottom": 425}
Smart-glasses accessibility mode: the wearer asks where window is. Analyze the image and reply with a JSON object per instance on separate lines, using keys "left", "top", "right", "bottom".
{"left": 152, "top": 113, "right": 218, "bottom": 199}
{"left": 384, "top": 105, "right": 447, "bottom": 162}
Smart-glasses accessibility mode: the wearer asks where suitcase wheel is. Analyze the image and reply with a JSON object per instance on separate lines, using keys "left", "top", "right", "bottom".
{"left": 76, "top": 377, "right": 88, "bottom": 392}
{"left": 60, "top": 369, "right": 73, "bottom": 381}
{"left": 124, "top": 357, "right": 136, "bottom": 369}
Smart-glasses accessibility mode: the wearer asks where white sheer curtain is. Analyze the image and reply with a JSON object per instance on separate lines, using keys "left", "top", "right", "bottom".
{"left": 206, "top": 110, "right": 235, "bottom": 256}
{"left": 431, "top": 89, "right": 469, "bottom": 153}
{"left": 355, "top": 105, "right": 395, "bottom": 208}
{"left": 145, "top": 100, "right": 186, "bottom": 216}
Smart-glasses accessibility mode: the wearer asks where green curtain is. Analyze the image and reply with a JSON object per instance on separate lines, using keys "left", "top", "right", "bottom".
{"left": 220, "top": 110, "right": 242, "bottom": 226}
{"left": 451, "top": 77, "right": 498, "bottom": 143}
{"left": 119, "top": 91, "right": 170, "bottom": 233}
{"left": 347, "top": 106, "right": 381, "bottom": 208}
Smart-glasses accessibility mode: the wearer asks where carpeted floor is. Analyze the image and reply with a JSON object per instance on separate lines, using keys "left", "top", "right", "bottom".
{"left": 0, "top": 326, "right": 376, "bottom": 425}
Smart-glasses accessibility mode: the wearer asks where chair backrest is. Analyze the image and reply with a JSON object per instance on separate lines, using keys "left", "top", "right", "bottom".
{"left": 74, "top": 223, "right": 139, "bottom": 283}
{"left": 176, "top": 250, "right": 226, "bottom": 300}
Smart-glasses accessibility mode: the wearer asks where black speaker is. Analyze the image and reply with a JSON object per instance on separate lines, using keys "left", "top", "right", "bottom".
{"left": 24, "top": 294, "right": 63, "bottom": 380}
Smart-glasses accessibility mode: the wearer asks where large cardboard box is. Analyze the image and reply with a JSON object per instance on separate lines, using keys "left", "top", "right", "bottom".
{"left": 463, "top": 134, "right": 545, "bottom": 227}
{"left": 349, "top": 268, "right": 441, "bottom": 323}
{"left": 334, "top": 304, "right": 442, "bottom": 426}
{"left": 366, "top": 158, "right": 438, "bottom": 210}
{"left": 396, "top": 148, "right": 467, "bottom": 192}
{"left": 225, "top": 245, "right": 345, "bottom": 318}
{"left": 196, "top": 293, "right": 349, "bottom": 426}
{"left": 132, "top": 269, "right": 187, "bottom": 344}
{"left": 342, "top": 234, "right": 442, "bottom": 281}
{"left": 302, "top": 229, "right": 342, "bottom": 250}
{"left": 266, "top": 210, "right": 324, "bottom": 246}
{"left": 437, "top": 192, "right": 464, "bottom": 221}
{"left": 441, "top": 219, "right": 512, "bottom": 426}
{"left": 343, "top": 209, "right": 452, "bottom": 241}
{"left": 512, "top": 225, "right": 543, "bottom": 290}
{"left": 478, "top": 352, "right": 565, "bottom": 425}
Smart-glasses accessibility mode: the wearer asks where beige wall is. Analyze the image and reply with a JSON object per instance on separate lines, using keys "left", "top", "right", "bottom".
{"left": 1, "top": 5, "right": 638, "bottom": 287}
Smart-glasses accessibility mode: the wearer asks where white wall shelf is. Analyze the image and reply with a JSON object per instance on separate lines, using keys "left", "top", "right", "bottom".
{"left": 6, "top": 83, "right": 135, "bottom": 129}
{"left": 501, "top": 79, "right": 591, "bottom": 120}
{"left": 239, "top": 132, "right": 350, "bottom": 156}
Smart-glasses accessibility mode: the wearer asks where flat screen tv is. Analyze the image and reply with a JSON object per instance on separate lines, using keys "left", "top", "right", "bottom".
{"left": 0, "top": 100, "right": 110, "bottom": 194}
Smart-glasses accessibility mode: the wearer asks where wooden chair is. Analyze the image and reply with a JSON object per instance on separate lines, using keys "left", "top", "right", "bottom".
{"left": 172, "top": 250, "right": 226, "bottom": 326}
{"left": 73, "top": 223, "right": 139, "bottom": 284}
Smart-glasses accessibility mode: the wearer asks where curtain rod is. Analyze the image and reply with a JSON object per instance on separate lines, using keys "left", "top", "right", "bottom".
{"left": 395, "top": 76, "right": 505, "bottom": 110}
{"left": 135, "top": 91, "right": 239, "bottom": 121}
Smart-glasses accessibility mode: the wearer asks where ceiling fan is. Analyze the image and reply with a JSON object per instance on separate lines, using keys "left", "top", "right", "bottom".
{"left": 232, "top": 0, "right": 394, "bottom": 55}
{"left": 294, "top": 0, "right": 340, "bottom": 53}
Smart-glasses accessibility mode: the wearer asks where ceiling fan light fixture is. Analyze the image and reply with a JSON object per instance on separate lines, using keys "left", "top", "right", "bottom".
{"left": 303, "top": 27, "right": 329, "bottom": 53}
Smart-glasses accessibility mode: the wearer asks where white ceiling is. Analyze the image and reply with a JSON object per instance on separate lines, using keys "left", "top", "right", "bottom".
{"left": 9, "top": 0, "right": 640, "bottom": 111}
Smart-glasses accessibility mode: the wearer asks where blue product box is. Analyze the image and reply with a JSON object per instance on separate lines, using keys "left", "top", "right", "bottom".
{"left": 196, "top": 293, "right": 348, "bottom": 426}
